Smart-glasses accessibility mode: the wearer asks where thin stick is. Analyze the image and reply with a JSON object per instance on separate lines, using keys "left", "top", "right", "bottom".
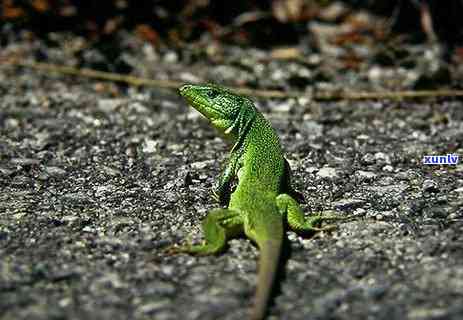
{"left": 5, "top": 60, "right": 463, "bottom": 101}
{"left": 8, "top": 60, "right": 183, "bottom": 89}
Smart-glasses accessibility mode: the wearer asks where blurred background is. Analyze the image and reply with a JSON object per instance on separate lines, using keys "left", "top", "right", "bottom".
{"left": 1, "top": 0, "right": 463, "bottom": 91}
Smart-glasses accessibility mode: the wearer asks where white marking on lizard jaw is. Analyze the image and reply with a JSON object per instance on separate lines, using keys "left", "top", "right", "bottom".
{"left": 237, "top": 167, "right": 243, "bottom": 180}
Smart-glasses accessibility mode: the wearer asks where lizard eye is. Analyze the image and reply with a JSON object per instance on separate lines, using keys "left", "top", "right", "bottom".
{"left": 206, "top": 89, "right": 219, "bottom": 99}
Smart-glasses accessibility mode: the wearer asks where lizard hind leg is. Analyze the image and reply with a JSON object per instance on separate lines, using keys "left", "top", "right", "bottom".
{"left": 171, "top": 208, "right": 243, "bottom": 256}
{"left": 276, "top": 194, "right": 344, "bottom": 234}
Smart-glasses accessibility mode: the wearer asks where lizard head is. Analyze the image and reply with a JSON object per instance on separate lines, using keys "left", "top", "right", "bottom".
{"left": 179, "top": 84, "right": 254, "bottom": 137}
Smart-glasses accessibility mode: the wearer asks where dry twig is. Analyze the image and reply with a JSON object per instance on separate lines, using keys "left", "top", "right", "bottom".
{"left": 4, "top": 60, "right": 463, "bottom": 101}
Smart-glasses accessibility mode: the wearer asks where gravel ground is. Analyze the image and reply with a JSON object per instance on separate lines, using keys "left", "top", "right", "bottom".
{"left": 1, "top": 33, "right": 463, "bottom": 320}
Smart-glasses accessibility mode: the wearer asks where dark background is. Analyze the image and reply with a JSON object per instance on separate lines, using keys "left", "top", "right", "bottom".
{"left": 2, "top": 0, "right": 463, "bottom": 68}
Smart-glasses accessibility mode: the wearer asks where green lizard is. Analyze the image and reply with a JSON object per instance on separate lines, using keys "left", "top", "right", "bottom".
{"left": 170, "top": 84, "right": 339, "bottom": 320}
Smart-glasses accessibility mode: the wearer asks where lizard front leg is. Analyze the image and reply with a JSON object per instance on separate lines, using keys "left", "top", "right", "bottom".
{"left": 213, "top": 151, "right": 242, "bottom": 206}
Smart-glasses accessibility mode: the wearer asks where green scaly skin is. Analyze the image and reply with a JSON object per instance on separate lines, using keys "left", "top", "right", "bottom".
{"left": 169, "top": 84, "right": 340, "bottom": 320}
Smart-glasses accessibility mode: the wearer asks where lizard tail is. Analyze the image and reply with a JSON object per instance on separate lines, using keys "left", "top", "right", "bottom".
{"left": 250, "top": 239, "right": 282, "bottom": 320}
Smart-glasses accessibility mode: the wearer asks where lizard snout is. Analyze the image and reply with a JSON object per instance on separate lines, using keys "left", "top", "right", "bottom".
{"left": 178, "top": 84, "right": 193, "bottom": 96}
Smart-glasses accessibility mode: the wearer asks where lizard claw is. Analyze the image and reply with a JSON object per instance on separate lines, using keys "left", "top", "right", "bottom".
{"left": 164, "top": 235, "right": 196, "bottom": 255}
{"left": 313, "top": 210, "right": 350, "bottom": 221}
{"left": 164, "top": 244, "right": 194, "bottom": 255}
{"left": 211, "top": 189, "right": 221, "bottom": 203}
{"left": 311, "top": 224, "right": 338, "bottom": 232}
{"left": 163, "top": 245, "right": 181, "bottom": 255}
{"left": 212, "top": 188, "right": 230, "bottom": 207}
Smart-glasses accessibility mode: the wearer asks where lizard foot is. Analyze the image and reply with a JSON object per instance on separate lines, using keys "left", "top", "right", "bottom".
{"left": 164, "top": 243, "right": 222, "bottom": 256}
{"left": 163, "top": 245, "right": 187, "bottom": 256}
{"left": 297, "top": 211, "right": 350, "bottom": 233}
